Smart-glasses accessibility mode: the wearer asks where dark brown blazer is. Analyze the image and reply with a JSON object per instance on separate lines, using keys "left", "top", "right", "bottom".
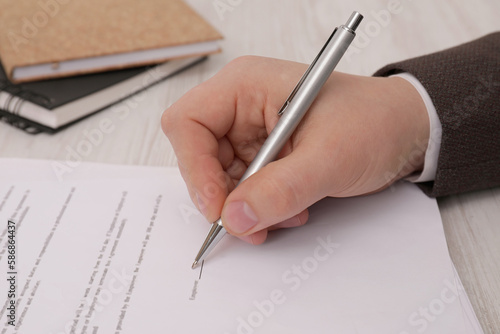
{"left": 374, "top": 32, "right": 500, "bottom": 197}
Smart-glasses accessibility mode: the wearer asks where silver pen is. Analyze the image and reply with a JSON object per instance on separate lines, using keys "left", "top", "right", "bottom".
{"left": 192, "top": 11, "right": 363, "bottom": 269}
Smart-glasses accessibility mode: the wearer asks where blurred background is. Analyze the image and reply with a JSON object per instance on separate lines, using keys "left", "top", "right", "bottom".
{"left": 1, "top": 0, "right": 499, "bottom": 166}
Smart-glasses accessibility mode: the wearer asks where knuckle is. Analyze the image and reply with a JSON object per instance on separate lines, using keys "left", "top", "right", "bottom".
{"left": 160, "top": 107, "right": 177, "bottom": 136}
{"left": 229, "top": 55, "right": 256, "bottom": 66}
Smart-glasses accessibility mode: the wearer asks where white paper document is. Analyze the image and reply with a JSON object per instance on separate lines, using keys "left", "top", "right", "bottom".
{"left": 0, "top": 159, "right": 482, "bottom": 333}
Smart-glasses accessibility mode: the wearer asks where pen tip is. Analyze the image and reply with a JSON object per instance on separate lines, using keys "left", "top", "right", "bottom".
{"left": 191, "top": 260, "right": 198, "bottom": 269}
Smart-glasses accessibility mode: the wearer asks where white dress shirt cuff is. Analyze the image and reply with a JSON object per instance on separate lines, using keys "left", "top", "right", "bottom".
{"left": 391, "top": 73, "right": 442, "bottom": 183}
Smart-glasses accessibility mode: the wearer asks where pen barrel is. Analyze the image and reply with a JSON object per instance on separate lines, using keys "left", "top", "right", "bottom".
{"left": 238, "top": 21, "right": 358, "bottom": 184}
{"left": 193, "top": 12, "right": 362, "bottom": 266}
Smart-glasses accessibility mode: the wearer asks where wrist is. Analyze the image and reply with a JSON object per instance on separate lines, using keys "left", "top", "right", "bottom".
{"left": 387, "top": 76, "right": 430, "bottom": 179}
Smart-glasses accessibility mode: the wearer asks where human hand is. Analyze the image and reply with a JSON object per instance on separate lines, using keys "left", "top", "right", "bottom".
{"left": 162, "top": 56, "right": 429, "bottom": 244}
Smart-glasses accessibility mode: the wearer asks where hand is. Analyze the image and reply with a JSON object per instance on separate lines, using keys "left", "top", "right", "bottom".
{"left": 162, "top": 56, "right": 429, "bottom": 244}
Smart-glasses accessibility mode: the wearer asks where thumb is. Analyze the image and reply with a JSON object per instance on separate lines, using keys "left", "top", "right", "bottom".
{"left": 220, "top": 151, "right": 326, "bottom": 237}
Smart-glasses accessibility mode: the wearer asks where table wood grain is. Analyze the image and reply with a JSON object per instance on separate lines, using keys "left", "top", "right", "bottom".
{"left": 0, "top": 0, "right": 499, "bottom": 332}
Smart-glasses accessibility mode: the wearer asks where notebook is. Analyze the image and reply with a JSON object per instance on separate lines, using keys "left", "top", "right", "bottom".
{"left": 0, "top": 0, "right": 222, "bottom": 82}
{"left": 0, "top": 56, "right": 206, "bottom": 134}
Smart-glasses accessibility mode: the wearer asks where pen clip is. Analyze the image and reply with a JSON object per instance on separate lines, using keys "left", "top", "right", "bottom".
{"left": 277, "top": 27, "right": 338, "bottom": 116}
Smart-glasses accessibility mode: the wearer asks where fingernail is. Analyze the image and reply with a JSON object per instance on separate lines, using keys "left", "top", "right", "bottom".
{"left": 226, "top": 160, "right": 241, "bottom": 175}
{"left": 238, "top": 235, "right": 255, "bottom": 245}
{"left": 274, "top": 215, "right": 302, "bottom": 229}
{"left": 195, "top": 192, "right": 208, "bottom": 217}
{"left": 223, "top": 201, "right": 258, "bottom": 234}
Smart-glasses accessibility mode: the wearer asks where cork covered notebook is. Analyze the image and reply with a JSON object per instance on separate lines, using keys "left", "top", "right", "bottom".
{"left": 0, "top": 0, "right": 222, "bottom": 83}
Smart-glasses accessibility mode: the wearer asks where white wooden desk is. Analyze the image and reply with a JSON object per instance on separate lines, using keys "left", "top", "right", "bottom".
{"left": 0, "top": 0, "right": 499, "bottom": 332}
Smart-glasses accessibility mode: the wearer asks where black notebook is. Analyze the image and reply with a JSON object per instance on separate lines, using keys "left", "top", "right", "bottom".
{"left": 0, "top": 56, "right": 206, "bottom": 134}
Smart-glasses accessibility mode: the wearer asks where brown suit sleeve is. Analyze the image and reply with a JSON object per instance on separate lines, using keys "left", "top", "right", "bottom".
{"left": 374, "top": 32, "right": 500, "bottom": 197}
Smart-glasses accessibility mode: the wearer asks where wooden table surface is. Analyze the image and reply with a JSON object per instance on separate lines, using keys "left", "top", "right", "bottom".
{"left": 0, "top": 0, "right": 499, "bottom": 332}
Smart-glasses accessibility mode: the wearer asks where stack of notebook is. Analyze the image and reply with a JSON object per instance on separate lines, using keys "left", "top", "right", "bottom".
{"left": 0, "top": 0, "right": 222, "bottom": 133}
